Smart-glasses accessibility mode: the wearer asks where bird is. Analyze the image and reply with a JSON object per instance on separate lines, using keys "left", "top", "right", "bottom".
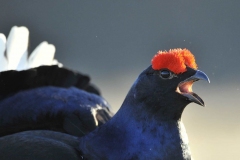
{"left": 0, "top": 26, "right": 60, "bottom": 71}
{"left": 0, "top": 26, "right": 210, "bottom": 160}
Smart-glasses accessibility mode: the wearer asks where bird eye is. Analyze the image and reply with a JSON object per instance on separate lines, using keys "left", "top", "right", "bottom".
{"left": 160, "top": 70, "right": 175, "bottom": 79}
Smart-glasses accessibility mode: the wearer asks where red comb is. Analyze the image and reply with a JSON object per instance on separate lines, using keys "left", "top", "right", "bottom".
{"left": 151, "top": 48, "right": 198, "bottom": 74}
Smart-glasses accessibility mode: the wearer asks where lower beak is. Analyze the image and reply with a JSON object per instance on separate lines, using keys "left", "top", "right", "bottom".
{"left": 176, "top": 70, "right": 210, "bottom": 106}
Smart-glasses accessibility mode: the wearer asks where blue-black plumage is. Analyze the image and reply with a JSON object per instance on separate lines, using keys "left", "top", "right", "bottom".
{"left": 0, "top": 27, "right": 210, "bottom": 160}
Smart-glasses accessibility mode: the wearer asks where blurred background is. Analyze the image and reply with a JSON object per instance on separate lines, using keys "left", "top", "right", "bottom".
{"left": 0, "top": 1, "right": 239, "bottom": 159}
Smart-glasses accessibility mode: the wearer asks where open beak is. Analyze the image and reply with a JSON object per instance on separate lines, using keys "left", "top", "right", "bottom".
{"left": 176, "top": 70, "right": 210, "bottom": 106}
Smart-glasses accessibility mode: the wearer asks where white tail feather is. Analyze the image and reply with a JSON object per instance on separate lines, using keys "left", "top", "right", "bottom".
{"left": 28, "top": 41, "right": 56, "bottom": 68}
{"left": 6, "top": 26, "right": 29, "bottom": 70}
{"left": 0, "top": 33, "right": 8, "bottom": 71}
{"left": 52, "top": 59, "right": 63, "bottom": 67}
{"left": 0, "top": 26, "right": 60, "bottom": 71}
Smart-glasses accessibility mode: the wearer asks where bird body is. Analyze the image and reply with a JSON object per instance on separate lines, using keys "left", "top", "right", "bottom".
{"left": 79, "top": 112, "right": 190, "bottom": 160}
{"left": 0, "top": 27, "right": 112, "bottom": 138}
{"left": 0, "top": 86, "right": 111, "bottom": 137}
{"left": 0, "top": 27, "right": 210, "bottom": 160}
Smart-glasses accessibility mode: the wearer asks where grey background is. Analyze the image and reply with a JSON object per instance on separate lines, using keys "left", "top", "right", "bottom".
{"left": 0, "top": 1, "right": 240, "bottom": 159}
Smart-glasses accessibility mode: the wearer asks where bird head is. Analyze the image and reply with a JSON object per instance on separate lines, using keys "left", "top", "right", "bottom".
{"left": 125, "top": 48, "right": 210, "bottom": 121}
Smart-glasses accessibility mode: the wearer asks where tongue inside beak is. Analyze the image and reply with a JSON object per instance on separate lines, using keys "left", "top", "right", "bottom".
{"left": 176, "top": 70, "right": 210, "bottom": 106}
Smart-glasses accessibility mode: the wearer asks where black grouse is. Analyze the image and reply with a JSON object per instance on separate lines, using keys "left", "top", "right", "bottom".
{"left": 0, "top": 27, "right": 210, "bottom": 160}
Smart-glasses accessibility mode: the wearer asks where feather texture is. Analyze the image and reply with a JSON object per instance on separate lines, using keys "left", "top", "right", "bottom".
{"left": 28, "top": 41, "right": 56, "bottom": 68}
{"left": 0, "top": 26, "right": 59, "bottom": 72}
{"left": 6, "top": 26, "right": 29, "bottom": 70}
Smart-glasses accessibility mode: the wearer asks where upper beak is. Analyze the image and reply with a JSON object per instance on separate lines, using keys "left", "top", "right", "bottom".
{"left": 176, "top": 70, "right": 210, "bottom": 106}
{"left": 189, "top": 70, "right": 210, "bottom": 83}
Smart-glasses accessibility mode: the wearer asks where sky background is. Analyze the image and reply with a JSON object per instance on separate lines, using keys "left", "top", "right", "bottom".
{"left": 0, "top": 1, "right": 240, "bottom": 159}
